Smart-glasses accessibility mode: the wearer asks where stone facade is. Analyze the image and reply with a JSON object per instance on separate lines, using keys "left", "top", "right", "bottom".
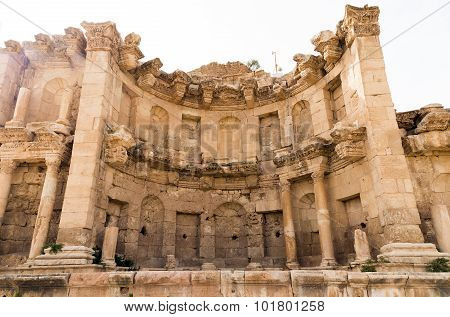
{"left": 0, "top": 5, "right": 449, "bottom": 296}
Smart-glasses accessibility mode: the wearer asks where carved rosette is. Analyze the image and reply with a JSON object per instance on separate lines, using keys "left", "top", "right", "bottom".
{"left": 171, "top": 70, "right": 191, "bottom": 103}
{"left": 104, "top": 125, "right": 136, "bottom": 167}
{"left": 81, "top": 21, "right": 121, "bottom": 61}
{"left": 118, "top": 33, "right": 144, "bottom": 71}
{"left": 311, "top": 30, "right": 342, "bottom": 73}
{"left": 0, "top": 160, "right": 17, "bottom": 174}
{"left": 339, "top": 5, "right": 380, "bottom": 46}
{"left": 330, "top": 124, "right": 366, "bottom": 162}
{"left": 293, "top": 54, "right": 324, "bottom": 90}
{"left": 136, "top": 58, "right": 163, "bottom": 90}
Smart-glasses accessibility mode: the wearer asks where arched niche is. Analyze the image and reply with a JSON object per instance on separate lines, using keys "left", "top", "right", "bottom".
{"left": 213, "top": 202, "right": 248, "bottom": 267}
{"left": 217, "top": 116, "right": 242, "bottom": 163}
{"left": 137, "top": 195, "right": 165, "bottom": 267}
{"left": 38, "top": 78, "right": 70, "bottom": 122}
{"left": 292, "top": 100, "right": 313, "bottom": 146}
{"left": 148, "top": 105, "right": 169, "bottom": 151}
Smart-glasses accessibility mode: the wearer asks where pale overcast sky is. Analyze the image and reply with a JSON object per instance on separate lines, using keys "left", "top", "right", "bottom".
{"left": 0, "top": 0, "right": 449, "bottom": 112}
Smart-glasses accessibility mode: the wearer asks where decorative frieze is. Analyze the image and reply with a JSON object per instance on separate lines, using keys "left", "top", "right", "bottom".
{"left": 136, "top": 58, "right": 163, "bottom": 90}
{"left": 171, "top": 70, "right": 191, "bottom": 103}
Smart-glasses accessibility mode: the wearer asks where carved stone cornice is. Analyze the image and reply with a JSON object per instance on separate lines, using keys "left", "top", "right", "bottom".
{"left": 22, "top": 34, "right": 70, "bottom": 67}
{"left": 241, "top": 78, "right": 257, "bottom": 108}
{"left": 273, "top": 138, "right": 330, "bottom": 168}
{"left": 104, "top": 125, "right": 136, "bottom": 167}
{"left": 135, "top": 58, "right": 163, "bottom": 90}
{"left": 293, "top": 54, "right": 324, "bottom": 90}
{"left": 62, "top": 27, "right": 87, "bottom": 57}
{"left": 200, "top": 80, "right": 216, "bottom": 105}
{"left": 339, "top": 5, "right": 380, "bottom": 46}
{"left": 311, "top": 30, "right": 342, "bottom": 73}
{"left": 396, "top": 110, "right": 419, "bottom": 131}
{"left": 81, "top": 21, "right": 121, "bottom": 61}
{"left": 415, "top": 106, "right": 449, "bottom": 134}
{"left": 118, "top": 33, "right": 144, "bottom": 71}
{"left": 171, "top": 70, "right": 191, "bottom": 102}
{"left": 279, "top": 179, "right": 291, "bottom": 192}
{"left": 330, "top": 124, "right": 366, "bottom": 162}
{"left": 1, "top": 40, "right": 28, "bottom": 65}
{"left": 0, "top": 159, "right": 17, "bottom": 174}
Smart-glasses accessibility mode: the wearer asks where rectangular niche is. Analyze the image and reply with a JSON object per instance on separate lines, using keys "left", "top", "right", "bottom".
{"left": 259, "top": 112, "right": 281, "bottom": 161}
{"left": 343, "top": 194, "right": 367, "bottom": 230}
{"left": 262, "top": 211, "right": 285, "bottom": 259}
{"left": 328, "top": 76, "right": 346, "bottom": 123}
{"left": 175, "top": 212, "right": 200, "bottom": 266}
{"left": 181, "top": 114, "right": 201, "bottom": 164}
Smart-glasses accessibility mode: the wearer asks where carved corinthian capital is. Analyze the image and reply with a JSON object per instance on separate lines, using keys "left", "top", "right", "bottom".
{"left": 119, "top": 32, "right": 144, "bottom": 71}
{"left": 311, "top": 30, "right": 342, "bottom": 72}
{"left": 339, "top": 5, "right": 380, "bottom": 47}
{"left": 0, "top": 160, "right": 17, "bottom": 174}
{"left": 279, "top": 179, "right": 291, "bottom": 192}
{"left": 81, "top": 21, "right": 121, "bottom": 61}
{"left": 311, "top": 170, "right": 325, "bottom": 183}
{"left": 45, "top": 156, "right": 62, "bottom": 173}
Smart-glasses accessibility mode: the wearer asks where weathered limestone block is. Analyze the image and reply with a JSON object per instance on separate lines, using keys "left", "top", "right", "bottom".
{"left": 244, "top": 271, "right": 293, "bottom": 296}
{"left": 293, "top": 54, "right": 324, "bottom": 90}
{"left": 69, "top": 272, "right": 135, "bottom": 297}
{"left": 431, "top": 205, "right": 450, "bottom": 253}
{"left": 32, "top": 246, "right": 94, "bottom": 266}
{"left": 324, "top": 271, "right": 348, "bottom": 297}
{"left": 291, "top": 271, "right": 325, "bottom": 296}
{"left": 171, "top": 70, "right": 191, "bottom": 103}
{"left": 0, "top": 274, "right": 69, "bottom": 297}
{"left": 367, "top": 273, "right": 408, "bottom": 297}
{"left": 104, "top": 125, "right": 136, "bottom": 167}
{"left": 347, "top": 272, "right": 369, "bottom": 297}
{"left": 133, "top": 271, "right": 192, "bottom": 296}
{"left": 354, "top": 229, "right": 371, "bottom": 262}
{"left": 136, "top": 58, "right": 163, "bottom": 89}
{"left": 191, "top": 271, "right": 221, "bottom": 296}
{"left": 312, "top": 30, "right": 342, "bottom": 72}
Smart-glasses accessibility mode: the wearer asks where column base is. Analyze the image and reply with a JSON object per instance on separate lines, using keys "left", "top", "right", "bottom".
{"left": 201, "top": 262, "right": 217, "bottom": 271}
{"left": 4, "top": 120, "right": 25, "bottom": 128}
{"left": 378, "top": 243, "right": 450, "bottom": 264}
{"left": 26, "top": 246, "right": 94, "bottom": 266}
{"left": 320, "top": 258, "right": 337, "bottom": 267}
{"left": 101, "top": 259, "right": 116, "bottom": 268}
{"left": 286, "top": 261, "right": 300, "bottom": 270}
{"left": 246, "top": 262, "right": 263, "bottom": 271}
{"left": 164, "top": 255, "right": 176, "bottom": 270}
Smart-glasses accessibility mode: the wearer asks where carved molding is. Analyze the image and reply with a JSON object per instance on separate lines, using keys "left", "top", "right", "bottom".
{"left": 339, "top": 4, "right": 380, "bottom": 46}
{"left": 311, "top": 30, "right": 342, "bottom": 73}
{"left": 104, "top": 125, "right": 136, "bottom": 167}
{"left": 119, "top": 33, "right": 144, "bottom": 71}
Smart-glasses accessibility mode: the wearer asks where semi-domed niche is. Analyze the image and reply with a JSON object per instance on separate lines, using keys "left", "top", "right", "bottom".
{"left": 38, "top": 78, "right": 70, "bottom": 122}
{"left": 147, "top": 105, "right": 169, "bottom": 153}
{"left": 213, "top": 202, "right": 248, "bottom": 268}
{"left": 137, "top": 195, "right": 165, "bottom": 267}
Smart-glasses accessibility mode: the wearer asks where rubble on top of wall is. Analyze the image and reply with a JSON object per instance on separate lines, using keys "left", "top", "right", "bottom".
{"left": 398, "top": 104, "right": 450, "bottom": 155}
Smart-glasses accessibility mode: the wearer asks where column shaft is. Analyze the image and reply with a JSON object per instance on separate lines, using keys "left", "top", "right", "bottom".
{"left": 28, "top": 157, "right": 61, "bottom": 259}
{"left": 280, "top": 181, "right": 299, "bottom": 268}
{"left": 101, "top": 226, "right": 119, "bottom": 266}
{"left": 5, "top": 87, "right": 30, "bottom": 127}
{"left": 312, "top": 171, "right": 336, "bottom": 266}
{"left": 56, "top": 88, "right": 73, "bottom": 125}
{"left": 0, "top": 160, "right": 17, "bottom": 226}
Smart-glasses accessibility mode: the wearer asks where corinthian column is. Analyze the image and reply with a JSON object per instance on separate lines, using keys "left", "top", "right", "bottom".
{"left": 279, "top": 179, "right": 300, "bottom": 269}
{"left": 28, "top": 156, "right": 61, "bottom": 259}
{"left": 311, "top": 170, "right": 337, "bottom": 266}
{"left": 0, "top": 160, "right": 17, "bottom": 227}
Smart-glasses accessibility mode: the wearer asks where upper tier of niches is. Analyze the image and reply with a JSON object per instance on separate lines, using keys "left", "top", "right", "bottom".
{"left": 2, "top": 5, "right": 379, "bottom": 111}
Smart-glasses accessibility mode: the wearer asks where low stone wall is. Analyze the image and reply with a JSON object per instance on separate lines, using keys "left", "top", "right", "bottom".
{"left": 0, "top": 270, "right": 449, "bottom": 297}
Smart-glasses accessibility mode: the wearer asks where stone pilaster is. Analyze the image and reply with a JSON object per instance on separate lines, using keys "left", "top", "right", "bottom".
{"left": 0, "top": 160, "right": 17, "bottom": 227}
{"left": 54, "top": 22, "right": 121, "bottom": 264}
{"left": 311, "top": 169, "right": 337, "bottom": 267}
{"left": 29, "top": 156, "right": 61, "bottom": 259}
{"left": 279, "top": 179, "right": 300, "bottom": 269}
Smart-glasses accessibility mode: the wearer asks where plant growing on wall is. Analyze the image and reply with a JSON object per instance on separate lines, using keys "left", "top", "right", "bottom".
{"left": 42, "top": 242, "right": 63, "bottom": 254}
{"left": 426, "top": 258, "right": 449, "bottom": 272}
{"left": 360, "top": 259, "right": 377, "bottom": 272}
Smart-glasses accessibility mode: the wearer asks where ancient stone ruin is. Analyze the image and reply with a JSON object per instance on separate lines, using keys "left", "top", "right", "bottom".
{"left": 0, "top": 5, "right": 449, "bottom": 296}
